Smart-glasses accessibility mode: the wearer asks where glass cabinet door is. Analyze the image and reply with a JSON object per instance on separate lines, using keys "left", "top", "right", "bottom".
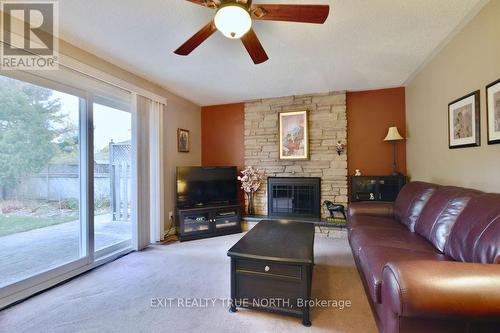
{"left": 214, "top": 209, "right": 239, "bottom": 230}
{"left": 182, "top": 212, "right": 211, "bottom": 234}
{"left": 353, "top": 178, "right": 379, "bottom": 201}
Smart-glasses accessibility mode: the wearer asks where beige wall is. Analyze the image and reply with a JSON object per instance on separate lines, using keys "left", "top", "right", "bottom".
{"left": 163, "top": 93, "right": 201, "bottom": 232}
{"left": 406, "top": 0, "right": 500, "bottom": 192}
{"left": 60, "top": 40, "right": 201, "bottom": 234}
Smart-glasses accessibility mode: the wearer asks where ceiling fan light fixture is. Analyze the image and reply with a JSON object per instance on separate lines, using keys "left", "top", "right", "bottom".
{"left": 214, "top": 3, "right": 252, "bottom": 39}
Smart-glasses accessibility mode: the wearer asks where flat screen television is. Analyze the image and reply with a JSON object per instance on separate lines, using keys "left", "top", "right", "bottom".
{"left": 176, "top": 166, "right": 238, "bottom": 208}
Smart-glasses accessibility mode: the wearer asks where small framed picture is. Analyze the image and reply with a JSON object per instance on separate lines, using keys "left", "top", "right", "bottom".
{"left": 486, "top": 79, "right": 500, "bottom": 145}
{"left": 177, "top": 128, "right": 190, "bottom": 153}
{"left": 448, "top": 91, "right": 480, "bottom": 149}
{"left": 279, "top": 110, "right": 309, "bottom": 160}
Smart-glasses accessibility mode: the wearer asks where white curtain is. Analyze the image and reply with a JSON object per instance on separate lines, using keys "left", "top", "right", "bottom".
{"left": 132, "top": 94, "right": 166, "bottom": 250}
{"left": 149, "top": 101, "right": 165, "bottom": 243}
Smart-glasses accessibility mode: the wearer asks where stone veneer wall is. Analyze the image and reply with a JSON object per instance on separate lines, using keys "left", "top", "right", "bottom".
{"left": 244, "top": 92, "right": 348, "bottom": 217}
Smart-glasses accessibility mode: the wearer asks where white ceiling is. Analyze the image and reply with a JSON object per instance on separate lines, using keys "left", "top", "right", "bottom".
{"left": 58, "top": 0, "right": 485, "bottom": 106}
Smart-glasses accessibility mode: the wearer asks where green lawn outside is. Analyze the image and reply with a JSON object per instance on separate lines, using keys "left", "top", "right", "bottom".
{"left": 0, "top": 215, "right": 78, "bottom": 237}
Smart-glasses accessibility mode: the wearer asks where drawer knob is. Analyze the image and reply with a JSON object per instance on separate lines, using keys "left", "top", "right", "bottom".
{"left": 264, "top": 266, "right": 270, "bottom": 272}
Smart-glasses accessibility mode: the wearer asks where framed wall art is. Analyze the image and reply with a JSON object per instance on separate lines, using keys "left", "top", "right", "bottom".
{"left": 279, "top": 110, "right": 309, "bottom": 160}
{"left": 486, "top": 79, "right": 500, "bottom": 145}
{"left": 177, "top": 128, "right": 190, "bottom": 153}
{"left": 448, "top": 91, "right": 480, "bottom": 149}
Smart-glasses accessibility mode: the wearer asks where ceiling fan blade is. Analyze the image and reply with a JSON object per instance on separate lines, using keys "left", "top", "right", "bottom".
{"left": 251, "top": 4, "right": 330, "bottom": 24}
{"left": 174, "top": 21, "right": 217, "bottom": 56}
{"left": 185, "top": 0, "right": 220, "bottom": 9}
{"left": 241, "top": 28, "right": 269, "bottom": 64}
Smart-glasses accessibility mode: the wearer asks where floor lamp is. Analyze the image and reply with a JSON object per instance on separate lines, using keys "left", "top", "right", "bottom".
{"left": 384, "top": 126, "right": 404, "bottom": 176}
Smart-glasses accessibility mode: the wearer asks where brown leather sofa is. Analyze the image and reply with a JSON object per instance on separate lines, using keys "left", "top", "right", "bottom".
{"left": 347, "top": 181, "right": 500, "bottom": 333}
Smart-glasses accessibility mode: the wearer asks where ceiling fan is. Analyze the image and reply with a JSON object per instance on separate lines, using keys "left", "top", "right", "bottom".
{"left": 174, "top": 0, "right": 330, "bottom": 64}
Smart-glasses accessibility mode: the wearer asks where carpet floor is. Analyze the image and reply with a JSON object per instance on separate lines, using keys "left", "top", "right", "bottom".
{"left": 0, "top": 232, "right": 377, "bottom": 333}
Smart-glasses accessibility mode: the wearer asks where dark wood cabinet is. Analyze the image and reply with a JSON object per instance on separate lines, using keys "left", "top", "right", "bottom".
{"left": 350, "top": 175, "right": 407, "bottom": 202}
{"left": 178, "top": 205, "right": 242, "bottom": 241}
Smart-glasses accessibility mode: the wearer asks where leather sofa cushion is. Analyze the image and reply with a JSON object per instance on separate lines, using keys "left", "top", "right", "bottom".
{"left": 446, "top": 193, "right": 500, "bottom": 264}
{"left": 415, "top": 186, "right": 481, "bottom": 252}
{"left": 348, "top": 215, "right": 405, "bottom": 232}
{"left": 358, "top": 246, "right": 449, "bottom": 304}
{"left": 349, "top": 227, "right": 436, "bottom": 259}
{"left": 394, "top": 182, "right": 438, "bottom": 232}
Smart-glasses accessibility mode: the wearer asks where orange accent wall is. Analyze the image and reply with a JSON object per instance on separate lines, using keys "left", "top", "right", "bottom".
{"left": 201, "top": 103, "right": 245, "bottom": 168}
{"left": 201, "top": 89, "right": 406, "bottom": 207}
{"left": 347, "top": 87, "right": 407, "bottom": 176}
{"left": 201, "top": 103, "right": 245, "bottom": 209}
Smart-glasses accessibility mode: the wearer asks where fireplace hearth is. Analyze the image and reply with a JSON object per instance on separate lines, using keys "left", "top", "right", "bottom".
{"left": 267, "top": 177, "right": 321, "bottom": 219}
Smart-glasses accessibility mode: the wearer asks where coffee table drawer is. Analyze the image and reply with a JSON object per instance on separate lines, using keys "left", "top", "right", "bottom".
{"left": 236, "top": 259, "right": 301, "bottom": 279}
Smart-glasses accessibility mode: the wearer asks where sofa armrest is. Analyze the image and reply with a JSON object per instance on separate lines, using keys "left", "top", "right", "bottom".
{"left": 382, "top": 260, "right": 500, "bottom": 319}
{"left": 348, "top": 201, "right": 394, "bottom": 218}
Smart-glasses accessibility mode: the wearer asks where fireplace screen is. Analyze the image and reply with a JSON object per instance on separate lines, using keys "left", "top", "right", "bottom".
{"left": 267, "top": 177, "right": 321, "bottom": 219}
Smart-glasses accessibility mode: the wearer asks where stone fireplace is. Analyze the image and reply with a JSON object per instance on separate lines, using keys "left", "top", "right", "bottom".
{"left": 244, "top": 91, "right": 348, "bottom": 218}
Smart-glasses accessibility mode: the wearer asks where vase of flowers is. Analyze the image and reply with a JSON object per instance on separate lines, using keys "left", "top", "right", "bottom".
{"left": 246, "top": 192, "right": 256, "bottom": 216}
{"left": 237, "top": 166, "right": 262, "bottom": 216}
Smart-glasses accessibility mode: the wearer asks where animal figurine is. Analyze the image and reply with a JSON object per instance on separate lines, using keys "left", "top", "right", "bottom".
{"left": 335, "top": 141, "right": 345, "bottom": 156}
{"left": 323, "top": 200, "right": 347, "bottom": 220}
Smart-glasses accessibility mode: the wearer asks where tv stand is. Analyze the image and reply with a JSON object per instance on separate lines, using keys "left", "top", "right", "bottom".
{"left": 177, "top": 205, "right": 242, "bottom": 242}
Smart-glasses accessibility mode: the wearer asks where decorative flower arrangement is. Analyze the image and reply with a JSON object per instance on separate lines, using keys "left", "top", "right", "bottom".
{"left": 237, "top": 166, "right": 262, "bottom": 216}
{"left": 237, "top": 166, "right": 262, "bottom": 193}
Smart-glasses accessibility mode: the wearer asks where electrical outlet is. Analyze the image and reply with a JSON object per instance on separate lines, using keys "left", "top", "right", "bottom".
{"left": 169, "top": 211, "right": 173, "bottom": 220}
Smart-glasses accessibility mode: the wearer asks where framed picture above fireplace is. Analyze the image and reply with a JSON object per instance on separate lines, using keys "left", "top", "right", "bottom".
{"left": 279, "top": 110, "right": 309, "bottom": 160}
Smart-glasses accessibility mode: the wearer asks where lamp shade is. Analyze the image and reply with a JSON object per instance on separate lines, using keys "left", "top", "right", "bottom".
{"left": 384, "top": 126, "right": 404, "bottom": 141}
{"left": 214, "top": 4, "right": 252, "bottom": 39}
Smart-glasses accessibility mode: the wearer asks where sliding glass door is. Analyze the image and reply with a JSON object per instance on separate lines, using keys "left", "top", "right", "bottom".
{"left": 0, "top": 70, "right": 134, "bottom": 307}
{"left": 93, "top": 102, "right": 132, "bottom": 256}
{"left": 0, "top": 75, "right": 86, "bottom": 288}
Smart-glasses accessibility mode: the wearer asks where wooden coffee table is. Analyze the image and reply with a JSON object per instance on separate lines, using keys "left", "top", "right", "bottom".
{"left": 227, "top": 220, "right": 315, "bottom": 326}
